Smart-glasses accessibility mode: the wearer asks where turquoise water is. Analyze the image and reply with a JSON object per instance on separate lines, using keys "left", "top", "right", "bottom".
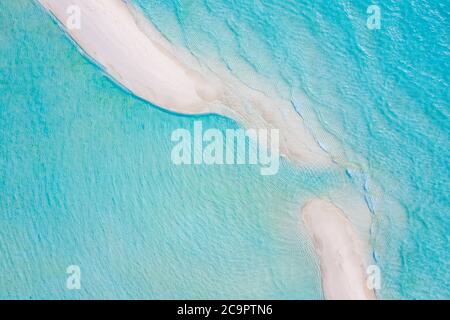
{"left": 0, "top": 0, "right": 342, "bottom": 299}
{"left": 0, "top": 0, "right": 448, "bottom": 299}
{"left": 132, "top": 0, "right": 450, "bottom": 299}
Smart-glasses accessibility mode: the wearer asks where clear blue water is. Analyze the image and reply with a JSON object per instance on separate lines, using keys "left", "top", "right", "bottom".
{"left": 0, "top": 0, "right": 449, "bottom": 299}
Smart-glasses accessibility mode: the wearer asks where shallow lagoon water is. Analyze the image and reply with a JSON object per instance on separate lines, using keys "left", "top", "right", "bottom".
{"left": 1, "top": 0, "right": 343, "bottom": 299}
{"left": 132, "top": 0, "right": 450, "bottom": 299}
{"left": 0, "top": 0, "right": 448, "bottom": 299}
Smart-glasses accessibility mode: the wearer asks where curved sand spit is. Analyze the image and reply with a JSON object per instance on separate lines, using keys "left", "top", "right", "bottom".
{"left": 302, "top": 199, "right": 376, "bottom": 300}
{"left": 37, "top": 0, "right": 332, "bottom": 166}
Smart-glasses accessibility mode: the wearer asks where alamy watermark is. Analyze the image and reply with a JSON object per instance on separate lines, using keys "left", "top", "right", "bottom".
{"left": 66, "top": 265, "right": 81, "bottom": 290}
{"left": 170, "top": 121, "right": 280, "bottom": 176}
{"left": 66, "top": 5, "right": 81, "bottom": 30}
{"left": 366, "top": 264, "right": 381, "bottom": 290}
{"left": 367, "top": 5, "right": 381, "bottom": 30}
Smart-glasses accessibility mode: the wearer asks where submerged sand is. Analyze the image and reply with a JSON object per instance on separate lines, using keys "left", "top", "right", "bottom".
{"left": 37, "top": 0, "right": 332, "bottom": 166}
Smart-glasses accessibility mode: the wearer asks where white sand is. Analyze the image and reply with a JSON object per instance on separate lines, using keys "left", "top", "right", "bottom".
{"left": 301, "top": 199, "right": 376, "bottom": 300}
{"left": 37, "top": 0, "right": 219, "bottom": 114}
{"left": 37, "top": 0, "right": 332, "bottom": 166}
